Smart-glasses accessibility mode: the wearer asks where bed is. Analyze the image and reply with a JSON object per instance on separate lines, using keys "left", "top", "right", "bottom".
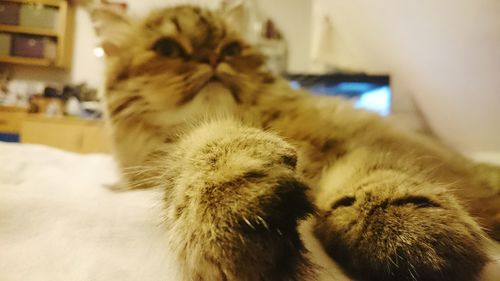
{"left": 0, "top": 142, "right": 498, "bottom": 280}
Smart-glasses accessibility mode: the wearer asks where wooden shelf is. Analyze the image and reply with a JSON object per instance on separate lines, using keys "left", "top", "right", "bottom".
{"left": 0, "top": 105, "right": 28, "bottom": 113}
{"left": 0, "top": 55, "right": 53, "bottom": 66}
{"left": 0, "top": 24, "right": 58, "bottom": 37}
{"left": 3, "top": 0, "right": 62, "bottom": 7}
{"left": 0, "top": 0, "right": 74, "bottom": 68}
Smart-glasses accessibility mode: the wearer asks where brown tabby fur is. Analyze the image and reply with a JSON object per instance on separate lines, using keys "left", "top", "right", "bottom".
{"left": 91, "top": 5, "right": 500, "bottom": 281}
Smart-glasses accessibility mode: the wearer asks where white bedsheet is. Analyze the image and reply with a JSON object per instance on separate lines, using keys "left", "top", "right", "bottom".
{"left": 0, "top": 143, "right": 171, "bottom": 281}
{"left": 0, "top": 142, "right": 498, "bottom": 280}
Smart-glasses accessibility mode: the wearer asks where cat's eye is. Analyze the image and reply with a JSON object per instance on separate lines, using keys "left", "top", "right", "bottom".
{"left": 219, "top": 41, "right": 242, "bottom": 58}
{"left": 153, "top": 38, "right": 187, "bottom": 58}
{"left": 391, "top": 196, "right": 440, "bottom": 208}
{"left": 331, "top": 196, "right": 355, "bottom": 210}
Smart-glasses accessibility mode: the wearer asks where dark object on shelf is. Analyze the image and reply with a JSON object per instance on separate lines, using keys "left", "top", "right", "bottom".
{"left": 29, "top": 95, "right": 63, "bottom": 116}
{"left": 62, "top": 85, "right": 79, "bottom": 101}
{"left": 0, "top": 2, "right": 20, "bottom": 25}
{"left": 43, "top": 86, "right": 60, "bottom": 99}
{"left": 12, "top": 34, "right": 45, "bottom": 58}
{"left": 75, "top": 83, "right": 98, "bottom": 102}
{"left": 61, "top": 83, "right": 99, "bottom": 102}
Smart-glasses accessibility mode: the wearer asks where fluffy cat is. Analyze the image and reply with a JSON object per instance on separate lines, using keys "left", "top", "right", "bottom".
{"left": 90, "top": 5, "right": 500, "bottom": 281}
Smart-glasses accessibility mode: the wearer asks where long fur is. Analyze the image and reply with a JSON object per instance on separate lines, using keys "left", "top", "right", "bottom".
{"left": 91, "top": 5, "right": 500, "bottom": 281}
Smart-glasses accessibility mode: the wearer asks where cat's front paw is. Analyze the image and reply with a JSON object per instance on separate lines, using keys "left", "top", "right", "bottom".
{"left": 173, "top": 120, "right": 313, "bottom": 227}
{"left": 314, "top": 170, "right": 490, "bottom": 281}
{"left": 165, "top": 120, "right": 315, "bottom": 281}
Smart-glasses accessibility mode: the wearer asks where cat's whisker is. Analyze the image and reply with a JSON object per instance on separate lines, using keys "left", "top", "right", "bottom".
{"left": 238, "top": 234, "right": 246, "bottom": 244}
{"left": 407, "top": 263, "right": 418, "bottom": 281}
{"left": 122, "top": 167, "right": 151, "bottom": 176}
{"left": 126, "top": 175, "right": 164, "bottom": 188}
{"left": 256, "top": 215, "right": 269, "bottom": 230}
{"left": 243, "top": 217, "right": 255, "bottom": 229}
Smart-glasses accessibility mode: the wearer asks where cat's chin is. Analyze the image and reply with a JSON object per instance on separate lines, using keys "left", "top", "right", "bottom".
{"left": 198, "top": 79, "right": 241, "bottom": 103}
{"left": 199, "top": 80, "right": 227, "bottom": 94}
{"left": 194, "top": 81, "right": 238, "bottom": 107}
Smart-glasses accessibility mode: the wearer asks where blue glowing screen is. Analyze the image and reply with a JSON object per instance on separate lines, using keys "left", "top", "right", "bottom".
{"left": 289, "top": 77, "right": 391, "bottom": 116}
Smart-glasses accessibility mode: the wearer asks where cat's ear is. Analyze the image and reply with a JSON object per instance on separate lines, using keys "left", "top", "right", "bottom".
{"left": 220, "top": 0, "right": 248, "bottom": 36}
{"left": 88, "top": 6, "right": 131, "bottom": 56}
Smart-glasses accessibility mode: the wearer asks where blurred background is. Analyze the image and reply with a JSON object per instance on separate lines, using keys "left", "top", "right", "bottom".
{"left": 1, "top": 0, "right": 499, "bottom": 156}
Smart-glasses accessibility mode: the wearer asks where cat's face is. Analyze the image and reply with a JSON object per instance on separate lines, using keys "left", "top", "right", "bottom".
{"left": 94, "top": 6, "right": 275, "bottom": 125}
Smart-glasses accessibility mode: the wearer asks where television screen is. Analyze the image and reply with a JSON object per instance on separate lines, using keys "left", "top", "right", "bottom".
{"left": 287, "top": 74, "right": 391, "bottom": 116}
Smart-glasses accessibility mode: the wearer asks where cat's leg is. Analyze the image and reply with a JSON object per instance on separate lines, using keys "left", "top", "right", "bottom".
{"left": 140, "top": 119, "right": 316, "bottom": 281}
{"left": 313, "top": 147, "right": 490, "bottom": 281}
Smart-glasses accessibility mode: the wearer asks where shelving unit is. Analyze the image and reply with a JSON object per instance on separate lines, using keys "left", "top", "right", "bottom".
{"left": 0, "top": 24, "right": 59, "bottom": 37}
{"left": 0, "top": 0, "right": 74, "bottom": 68}
{"left": 5, "top": 0, "right": 62, "bottom": 6}
{"left": 0, "top": 55, "right": 52, "bottom": 66}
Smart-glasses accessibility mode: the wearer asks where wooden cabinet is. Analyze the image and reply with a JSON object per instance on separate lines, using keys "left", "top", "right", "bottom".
{"left": 0, "top": 0, "right": 75, "bottom": 68}
{"left": 20, "top": 115, "right": 111, "bottom": 153}
{"left": 0, "top": 106, "right": 27, "bottom": 133}
{"left": 0, "top": 106, "right": 111, "bottom": 153}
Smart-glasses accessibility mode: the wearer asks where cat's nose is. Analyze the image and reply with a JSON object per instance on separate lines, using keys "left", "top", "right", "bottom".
{"left": 200, "top": 55, "right": 218, "bottom": 69}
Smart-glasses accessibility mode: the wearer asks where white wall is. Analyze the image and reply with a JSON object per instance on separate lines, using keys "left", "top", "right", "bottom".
{"left": 70, "top": 7, "right": 105, "bottom": 88}
{"left": 256, "top": 0, "right": 312, "bottom": 73}
{"left": 312, "top": 0, "right": 500, "bottom": 153}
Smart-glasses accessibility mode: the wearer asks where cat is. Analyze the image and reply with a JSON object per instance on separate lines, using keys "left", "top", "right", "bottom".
{"left": 90, "top": 4, "right": 500, "bottom": 281}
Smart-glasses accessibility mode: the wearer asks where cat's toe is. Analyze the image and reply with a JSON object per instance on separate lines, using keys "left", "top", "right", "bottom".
{"left": 314, "top": 188, "right": 490, "bottom": 281}
{"left": 238, "top": 177, "right": 314, "bottom": 234}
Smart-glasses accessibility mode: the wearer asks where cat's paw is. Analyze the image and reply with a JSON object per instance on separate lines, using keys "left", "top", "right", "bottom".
{"left": 314, "top": 170, "right": 490, "bottom": 281}
{"left": 164, "top": 120, "right": 315, "bottom": 280}
{"left": 171, "top": 120, "right": 314, "bottom": 227}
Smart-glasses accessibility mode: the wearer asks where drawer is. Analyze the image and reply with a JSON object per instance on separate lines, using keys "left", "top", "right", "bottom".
{"left": 21, "top": 120, "right": 85, "bottom": 153}
{"left": 12, "top": 34, "right": 44, "bottom": 58}
{"left": 19, "top": 4, "right": 58, "bottom": 30}
{"left": 0, "top": 111, "right": 27, "bottom": 133}
{"left": 19, "top": 116, "right": 110, "bottom": 153}
{"left": 0, "top": 2, "right": 20, "bottom": 25}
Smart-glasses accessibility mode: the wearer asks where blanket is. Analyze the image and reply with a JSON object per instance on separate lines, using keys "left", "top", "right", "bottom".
{"left": 0, "top": 142, "right": 498, "bottom": 280}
